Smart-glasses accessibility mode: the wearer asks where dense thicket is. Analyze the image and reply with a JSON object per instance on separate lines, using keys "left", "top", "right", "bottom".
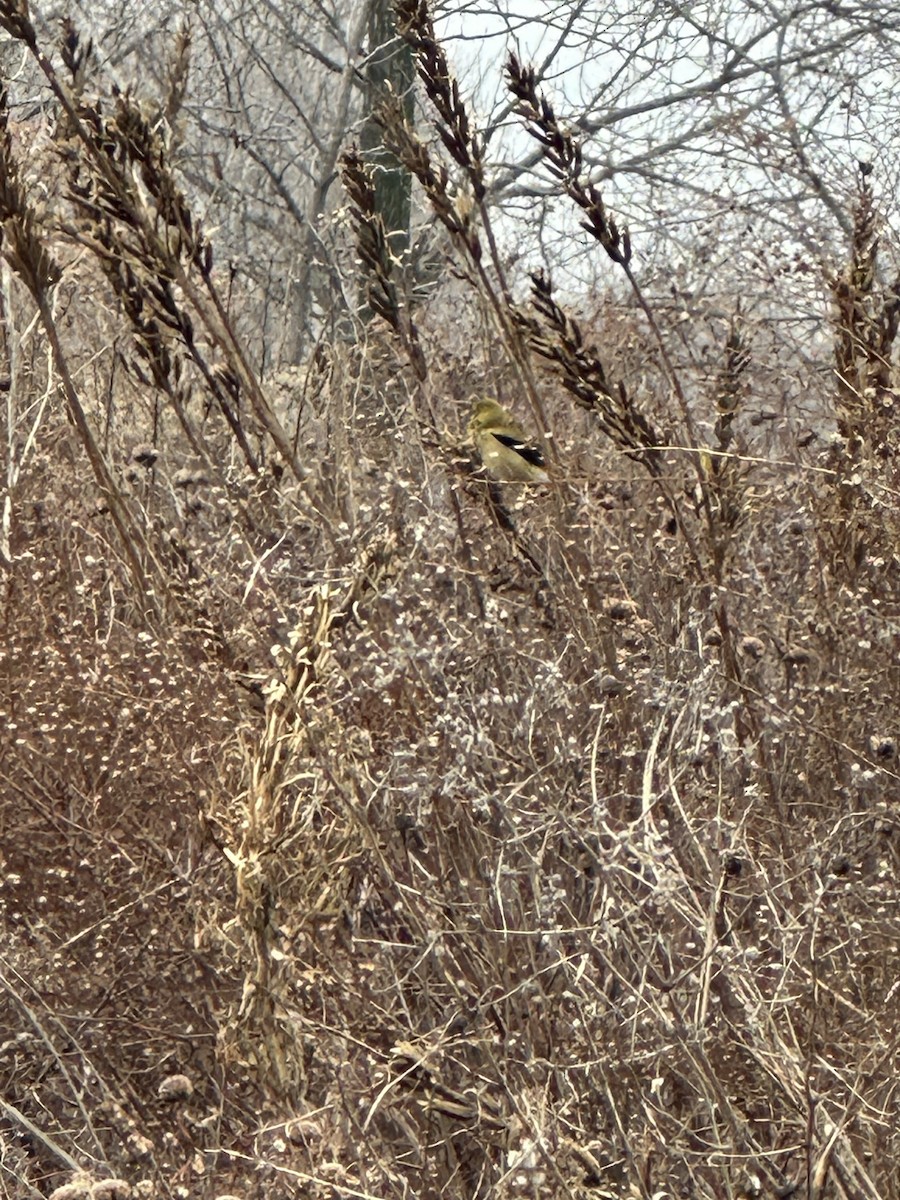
{"left": 0, "top": 4, "right": 898, "bottom": 1200}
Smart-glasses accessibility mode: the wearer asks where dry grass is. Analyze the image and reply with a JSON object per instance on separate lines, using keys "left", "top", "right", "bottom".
{"left": 0, "top": 7, "right": 898, "bottom": 1200}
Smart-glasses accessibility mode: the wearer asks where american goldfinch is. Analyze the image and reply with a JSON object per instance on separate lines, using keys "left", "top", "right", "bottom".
{"left": 469, "top": 399, "right": 549, "bottom": 482}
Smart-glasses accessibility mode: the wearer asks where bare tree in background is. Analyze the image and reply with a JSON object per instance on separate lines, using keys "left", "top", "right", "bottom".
{"left": 8, "top": 1, "right": 900, "bottom": 369}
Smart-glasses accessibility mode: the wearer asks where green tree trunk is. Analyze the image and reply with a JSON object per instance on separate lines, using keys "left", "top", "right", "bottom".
{"left": 359, "top": 0, "right": 414, "bottom": 260}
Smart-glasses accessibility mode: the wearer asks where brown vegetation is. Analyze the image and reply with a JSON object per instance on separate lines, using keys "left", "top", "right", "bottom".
{"left": 0, "top": 5, "right": 898, "bottom": 1200}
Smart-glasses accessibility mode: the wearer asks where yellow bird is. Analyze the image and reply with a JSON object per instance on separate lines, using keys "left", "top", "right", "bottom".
{"left": 469, "top": 399, "right": 549, "bottom": 483}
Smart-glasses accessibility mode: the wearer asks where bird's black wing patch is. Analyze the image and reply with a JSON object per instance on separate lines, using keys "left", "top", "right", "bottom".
{"left": 492, "top": 432, "right": 546, "bottom": 468}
